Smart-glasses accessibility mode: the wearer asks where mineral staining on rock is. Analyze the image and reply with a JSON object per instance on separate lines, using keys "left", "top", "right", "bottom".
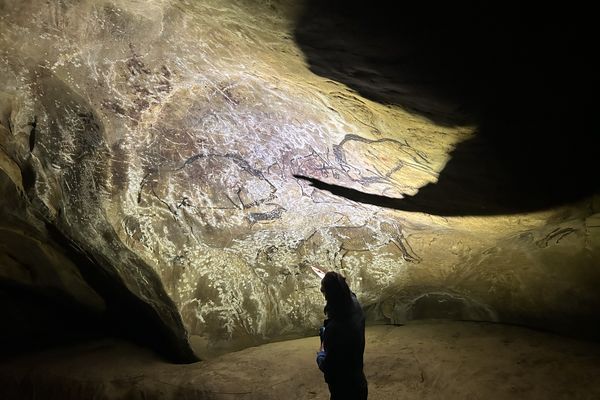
{"left": 1, "top": 0, "right": 599, "bottom": 358}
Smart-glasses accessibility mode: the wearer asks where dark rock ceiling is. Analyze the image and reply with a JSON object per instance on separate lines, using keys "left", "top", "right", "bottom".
{"left": 295, "top": 0, "right": 599, "bottom": 215}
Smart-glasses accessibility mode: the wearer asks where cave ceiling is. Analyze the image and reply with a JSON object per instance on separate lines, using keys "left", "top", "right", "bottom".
{"left": 0, "top": 0, "right": 598, "bottom": 359}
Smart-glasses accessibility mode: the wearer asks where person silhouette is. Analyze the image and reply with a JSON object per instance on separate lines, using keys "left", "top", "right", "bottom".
{"left": 316, "top": 271, "right": 368, "bottom": 399}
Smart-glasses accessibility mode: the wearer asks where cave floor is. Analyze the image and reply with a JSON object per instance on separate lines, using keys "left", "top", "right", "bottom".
{"left": 1, "top": 321, "right": 600, "bottom": 400}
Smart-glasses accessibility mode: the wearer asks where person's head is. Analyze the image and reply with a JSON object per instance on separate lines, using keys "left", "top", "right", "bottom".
{"left": 321, "top": 271, "right": 353, "bottom": 317}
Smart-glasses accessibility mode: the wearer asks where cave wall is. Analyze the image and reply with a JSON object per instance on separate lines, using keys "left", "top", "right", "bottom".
{"left": 0, "top": 0, "right": 598, "bottom": 358}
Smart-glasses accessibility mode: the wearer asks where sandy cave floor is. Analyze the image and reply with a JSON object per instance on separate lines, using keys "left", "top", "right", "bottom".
{"left": 1, "top": 321, "right": 600, "bottom": 400}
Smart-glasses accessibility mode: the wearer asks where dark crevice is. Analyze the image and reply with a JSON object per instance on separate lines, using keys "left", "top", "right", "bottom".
{"left": 28, "top": 117, "right": 37, "bottom": 152}
{"left": 21, "top": 162, "right": 36, "bottom": 193}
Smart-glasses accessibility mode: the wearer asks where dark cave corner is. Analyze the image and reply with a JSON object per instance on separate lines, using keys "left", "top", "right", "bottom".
{"left": 0, "top": 278, "right": 108, "bottom": 359}
{"left": 44, "top": 223, "right": 199, "bottom": 364}
{"left": 294, "top": 0, "right": 599, "bottom": 215}
{"left": 0, "top": 222, "right": 198, "bottom": 364}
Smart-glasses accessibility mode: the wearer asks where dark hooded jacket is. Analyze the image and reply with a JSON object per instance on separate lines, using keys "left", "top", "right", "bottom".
{"left": 317, "top": 293, "right": 366, "bottom": 384}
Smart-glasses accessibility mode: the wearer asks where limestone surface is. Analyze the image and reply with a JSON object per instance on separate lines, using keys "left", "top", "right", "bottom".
{"left": 0, "top": 0, "right": 598, "bottom": 359}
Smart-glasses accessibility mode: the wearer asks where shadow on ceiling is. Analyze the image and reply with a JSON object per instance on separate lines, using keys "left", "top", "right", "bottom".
{"left": 294, "top": 1, "right": 598, "bottom": 215}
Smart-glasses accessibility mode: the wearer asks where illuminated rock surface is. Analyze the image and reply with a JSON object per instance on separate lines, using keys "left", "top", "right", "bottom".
{"left": 2, "top": 322, "right": 600, "bottom": 400}
{"left": 0, "top": 0, "right": 598, "bottom": 363}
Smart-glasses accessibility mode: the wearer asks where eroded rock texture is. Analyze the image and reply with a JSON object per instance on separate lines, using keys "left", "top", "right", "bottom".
{"left": 0, "top": 0, "right": 598, "bottom": 359}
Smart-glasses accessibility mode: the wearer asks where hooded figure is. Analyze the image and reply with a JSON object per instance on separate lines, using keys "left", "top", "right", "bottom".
{"left": 316, "top": 271, "right": 368, "bottom": 400}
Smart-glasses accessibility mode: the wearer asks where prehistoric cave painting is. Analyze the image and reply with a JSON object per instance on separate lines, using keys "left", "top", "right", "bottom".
{"left": 248, "top": 204, "right": 286, "bottom": 224}
{"left": 101, "top": 44, "right": 174, "bottom": 123}
{"left": 253, "top": 245, "right": 306, "bottom": 285}
{"left": 535, "top": 227, "right": 578, "bottom": 248}
{"left": 333, "top": 134, "right": 432, "bottom": 184}
{"left": 293, "top": 133, "right": 437, "bottom": 201}
{"left": 296, "top": 216, "right": 421, "bottom": 269}
{"left": 131, "top": 149, "right": 286, "bottom": 250}
{"left": 290, "top": 145, "right": 342, "bottom": 183}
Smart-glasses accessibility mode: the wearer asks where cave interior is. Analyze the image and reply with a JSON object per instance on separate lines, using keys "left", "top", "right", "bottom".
{"left": 0, "top": 1, "right": 599, "bottom": 399}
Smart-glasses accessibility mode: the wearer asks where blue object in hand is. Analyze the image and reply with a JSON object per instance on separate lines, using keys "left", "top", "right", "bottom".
{"left": 316, "top": 350, "right": 326, "bottom": 368}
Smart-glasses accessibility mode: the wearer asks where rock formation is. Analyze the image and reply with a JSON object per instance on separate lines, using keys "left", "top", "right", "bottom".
{"left": 0, "top": 0, "right": 598, "bottom": 361}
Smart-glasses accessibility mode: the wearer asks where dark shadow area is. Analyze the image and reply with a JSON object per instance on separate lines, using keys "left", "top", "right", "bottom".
{"left": 0, "top": 278, "right": 109, "bottom": 359}
{"left": 0, "top": 224, "right": 198, "bottom": 363}
{"left": 44, "top": 223, "right": 198, "bottom": 364}
{"left": 294, "top": 1, "right": 598, "bottom": 215}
